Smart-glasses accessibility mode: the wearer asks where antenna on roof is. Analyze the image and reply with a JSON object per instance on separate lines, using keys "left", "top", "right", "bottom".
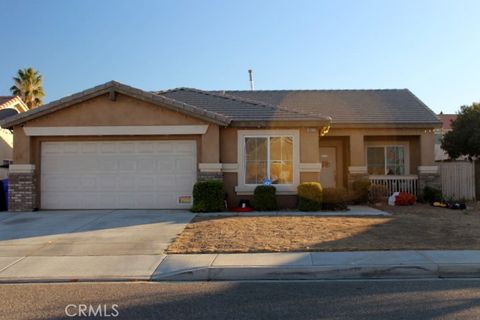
{"left": 248, "top": 69, "right": 255, "bottom": 91}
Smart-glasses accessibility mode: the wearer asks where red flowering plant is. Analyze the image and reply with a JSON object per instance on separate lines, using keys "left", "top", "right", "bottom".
{"left": 394, "top": 192, "right": 416, "bottom": 206}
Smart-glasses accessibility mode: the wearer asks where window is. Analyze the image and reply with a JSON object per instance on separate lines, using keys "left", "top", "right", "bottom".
{"left": 245, "top": 136, "right": 293, "bottom": 184}
{"left": 367, "top": 146, "right": 405, "bottom": 175}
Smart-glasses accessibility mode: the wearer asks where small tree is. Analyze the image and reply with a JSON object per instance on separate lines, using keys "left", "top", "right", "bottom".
{"left": 441, "top": 103, "right": 480, "bottom": 160}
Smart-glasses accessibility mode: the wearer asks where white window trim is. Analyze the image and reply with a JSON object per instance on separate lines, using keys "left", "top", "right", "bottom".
{"left": 236, "top": 130, "right": 300, "bottom": 195}
{"left": 365, "top": 142, "right": 410, "bottom": 175}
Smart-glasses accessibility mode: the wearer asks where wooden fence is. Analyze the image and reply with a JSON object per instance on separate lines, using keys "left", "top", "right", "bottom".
{"left": 440, "top": 161, "right": 476, "bottom": 201}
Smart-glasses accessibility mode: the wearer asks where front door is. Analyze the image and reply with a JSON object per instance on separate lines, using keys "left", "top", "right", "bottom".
{"left": 319, "top": 147, "right": 336, "bottom": 188}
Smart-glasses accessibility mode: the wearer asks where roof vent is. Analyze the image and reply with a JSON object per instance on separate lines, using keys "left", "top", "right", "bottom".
{"left": 248, "top": 69, "right": 255, "bottom": 91}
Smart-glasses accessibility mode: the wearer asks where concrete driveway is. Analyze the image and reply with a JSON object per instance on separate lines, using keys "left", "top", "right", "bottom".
{"left": 0, "top": 210, "right": 194, "bottom": 282}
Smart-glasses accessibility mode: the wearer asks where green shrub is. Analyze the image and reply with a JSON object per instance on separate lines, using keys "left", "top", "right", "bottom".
{"left": 322, "top": 187, "right": 348, "bottom": 211}
{"left": 297, "top": 182, "right": 323, "bottom": 211}
{"left": 352, "top": 179, "right": 371, "bottom": 204}
{"left": 253, "top": 185, "right": 278, "bottom": 211}
{"left": 191, "top": 180, "right": 224, "bottom": 212}
{"left": 422, "top": 186, "right": 443, "bottom": 203}
{"left": 369, "top": 184, "right": 389, "bottom": 203}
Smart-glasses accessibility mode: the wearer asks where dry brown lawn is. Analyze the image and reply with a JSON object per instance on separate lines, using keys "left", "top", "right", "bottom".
{"left": 167, "top": 203, "right": 480, "bottom": 253}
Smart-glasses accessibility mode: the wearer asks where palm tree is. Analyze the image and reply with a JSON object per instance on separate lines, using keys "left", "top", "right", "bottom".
{"left": 10, "top": 68, "right": 45, "bottom": 109}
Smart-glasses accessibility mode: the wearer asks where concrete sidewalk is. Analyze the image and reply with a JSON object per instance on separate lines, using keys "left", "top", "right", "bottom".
{"left": 153, "top": 251, "right": 480, "bottom": 281}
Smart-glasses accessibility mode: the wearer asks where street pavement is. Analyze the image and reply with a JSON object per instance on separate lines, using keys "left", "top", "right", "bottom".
{"left": 1, "top": 280, "right": 480, "bottom": 319}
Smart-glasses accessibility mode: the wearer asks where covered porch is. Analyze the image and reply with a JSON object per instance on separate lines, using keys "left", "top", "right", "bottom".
{"left": 318, "top": 128, "right": 440, "bottom": 196}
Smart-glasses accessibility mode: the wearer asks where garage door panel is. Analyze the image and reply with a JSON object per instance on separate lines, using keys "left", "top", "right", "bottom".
{"left": 80, "top": 142, "right": 97, "bottom": 153}
{"left": 157, "top": 158, "right": 175, "bottom": 172}
{"left": 137, "top": 142, "right": 155, "bottom": 153}
{"left": 175, "top": 158, "right": 196, "bottom": 172}
{"left": 117, "top": 142, "right": 135, "bottom": 153}
{"left": 157, "top": 143, "right": 174, "bottom": 153}
{"left": 79, "top": 176, "right": 97, "bottom": 191}
{"left": 118, "top": 158, "right": 136, "bottom": 171}
{"left": 100, "top": 143, "right": 116, "bottom": 153}
{"left": 135, "top": 175, "right": 156, "bottom": 191}
{"left": 137, "top": 158, "right": 156, "bottom": 172}
{"left": 175, "top": 141, "right": 196, "bottom": 153}
{"left": 97, "top": 157, "right": 117, "bottom": 172}
{"left": 41, "top": 141, "right": 196, "bottom": 209}
{"left": 173, "top": 180, "right": 196, "bottom": 193}
{"left": 43, "top": 176, "right": 79, "bottom": 192}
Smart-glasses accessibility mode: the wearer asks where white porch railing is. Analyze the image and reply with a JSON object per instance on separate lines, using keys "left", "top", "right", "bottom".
{"left": 369, "top": 175, "right": 418, "bottom": 196}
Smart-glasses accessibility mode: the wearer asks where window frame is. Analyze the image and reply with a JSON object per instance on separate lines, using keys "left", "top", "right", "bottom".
{"left": 244, "top": 135, "right": 294, "bottom": 186}
{"left": 365, "top": 143, "right": 410, "bottom": 175}
{"left": 236, "top": 130, "right": 300, "bottom": 194}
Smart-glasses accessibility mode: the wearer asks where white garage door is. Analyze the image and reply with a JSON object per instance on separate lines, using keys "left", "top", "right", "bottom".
{"left": 41, "top": 141, "right": 197, "bottom": 209}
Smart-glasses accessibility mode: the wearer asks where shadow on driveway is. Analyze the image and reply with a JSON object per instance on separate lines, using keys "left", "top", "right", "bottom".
{"left": 0, "top": 210, "right": 194, "bottom": 257}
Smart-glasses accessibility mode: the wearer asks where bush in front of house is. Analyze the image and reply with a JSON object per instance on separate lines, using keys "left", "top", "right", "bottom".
{"left": 297, "top": 182, "right": 323, "bottom": 211}
{"left": 191, "top": 180, "right": 224, "bottom": 212}
{"left": 253, "top": 185, "right": 278, "bottom": 211}
{"left": 352, "top": 179, "right": 371, "bottom": 204}
{"left": 422, "top": 186, "right": 443, "bottom": 203}
{"left": 322, "top": 187, "right": 348, "bottom": 211}
{"left": 369, "top": 184, "right": 389, "bottom": 203}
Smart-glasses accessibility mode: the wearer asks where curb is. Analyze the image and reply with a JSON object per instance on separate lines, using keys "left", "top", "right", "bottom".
{"left": 152, "top": 264, "right": 480, "bottom": 281}
{"left": 0, "top": 276, "right": 152, "bottom": 284}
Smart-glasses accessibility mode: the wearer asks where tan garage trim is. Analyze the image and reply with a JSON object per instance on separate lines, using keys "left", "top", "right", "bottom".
{"left": 23, "top": 125, "right": 209, "bottom": 136}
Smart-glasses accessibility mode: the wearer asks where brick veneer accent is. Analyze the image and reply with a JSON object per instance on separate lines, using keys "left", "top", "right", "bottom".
{"left": 197, "top": 171, "right": 223, "bottom": 182}
{"left": 8, "top": 170, "right": 37, "bottom": 212}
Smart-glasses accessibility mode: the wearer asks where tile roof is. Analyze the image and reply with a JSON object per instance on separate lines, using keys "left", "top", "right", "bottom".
{"left": 0, "top": 81, "right": 440, "bottom": 129}
{"left": 0, "top": 96, "right": 15, "bottom": 106}
{"left": 157, "top": 88, "right": 331, "bottom": 123}
{"left": 211, "top": 89, "right": 441, "bottom": 127}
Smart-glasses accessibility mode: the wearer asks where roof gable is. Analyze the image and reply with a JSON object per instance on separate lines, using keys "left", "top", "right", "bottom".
{"left": 0, "top": 96, "right": 28, "bottom": 113}
{"left": 0, "top": 81, "right": 230, "bottom": 128}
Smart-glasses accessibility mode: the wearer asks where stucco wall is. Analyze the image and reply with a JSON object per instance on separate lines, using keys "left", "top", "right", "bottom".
{"left": 11, "top": 93, "right": 220, "bottom": 209}
{"left": 13, "top": 93, "right": 219, "bottom": 164}
{"left": 26, "top": 94, "right": 208, "bottom": 127}
{"left": 220, "top": 126, "right": 321, "bottom": 208}
{"left": 327, "top": 127, "right": 434, "bottom": 170}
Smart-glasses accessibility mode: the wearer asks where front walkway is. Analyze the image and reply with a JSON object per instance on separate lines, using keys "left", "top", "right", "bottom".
{"left": 153, "top": 250, "right": 480, "bottom": 281}
{"left": 201, "top": 205, "right": 389, "bottom": 217}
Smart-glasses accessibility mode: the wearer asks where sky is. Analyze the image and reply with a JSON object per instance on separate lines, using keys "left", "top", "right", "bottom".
{"left": 1, "top": 0, "right": 479, "bottom": 114}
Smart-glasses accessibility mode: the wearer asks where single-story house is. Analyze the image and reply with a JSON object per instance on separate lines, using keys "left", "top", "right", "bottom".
{"left": 0, "top": 81, "right": 441, "bottom": 211}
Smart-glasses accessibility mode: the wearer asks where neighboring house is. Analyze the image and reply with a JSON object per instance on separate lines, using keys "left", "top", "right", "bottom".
{"left": 435, "top": 113, "right": 458, "bottom": 161}
{"left": 0, "top": 96, "right": 28, "bottom": 179}
{"left": 0, "top": 81, "right": 441, "bottom": 211}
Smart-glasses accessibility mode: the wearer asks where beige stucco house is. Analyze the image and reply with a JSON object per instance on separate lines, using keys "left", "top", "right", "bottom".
{"left": 0, "top": 96, "right": 28, "bottom": 179}
{"left": 0, "top": 81, "right": 441, "bottom": 211}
